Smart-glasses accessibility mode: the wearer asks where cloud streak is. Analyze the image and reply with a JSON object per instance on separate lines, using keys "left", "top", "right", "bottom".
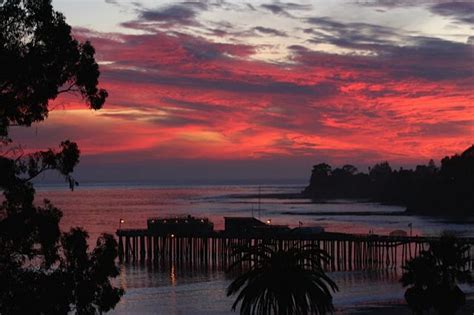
{"left": 430, "top": 2, "right": 474, "bottom": 25}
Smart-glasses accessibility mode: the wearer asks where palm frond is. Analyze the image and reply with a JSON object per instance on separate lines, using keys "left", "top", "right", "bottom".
{"left": 227, "top": 243, "right": 338, "bottom": 315}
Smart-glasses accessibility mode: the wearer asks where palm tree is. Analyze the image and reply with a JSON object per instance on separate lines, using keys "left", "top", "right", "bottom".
{"left": 401, "top": 233, "right": 472, "bottom": 315}
{"left": 226, "top": 243, "right": 338, "bottom": 315}
{"left": 400, "top": 253, "right": 438, "bottom": 314}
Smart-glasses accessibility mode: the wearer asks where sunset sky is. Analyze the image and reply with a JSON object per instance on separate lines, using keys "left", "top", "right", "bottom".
{"left": 12, "top": 0, "right": 474, "bottom": 183}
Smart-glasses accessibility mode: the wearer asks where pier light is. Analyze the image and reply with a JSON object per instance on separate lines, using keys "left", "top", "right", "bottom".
{"left": 163, "top": 220, "right": 167, "bottom": 223}
{"left": 266, "top": 219, "right": 272, "bottom": 225}
{"left": 150, "top": 219, "right": 155, "bottom": 223}
{"left": 119, "top": 218, "right": 125, "bottom": 229}
{"left": 170, "top": 234, "right": 175, "bottom": 238}
{"left": 200, "top": 219, "right": 204, "bottom": 223}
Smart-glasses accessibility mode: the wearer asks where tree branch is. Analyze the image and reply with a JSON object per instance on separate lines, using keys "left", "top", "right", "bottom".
{"left": 22, "top": 165, "right": 54, "bottom": 183}
{"left": 57, "top": 82, "right": 78, "bottom": 94}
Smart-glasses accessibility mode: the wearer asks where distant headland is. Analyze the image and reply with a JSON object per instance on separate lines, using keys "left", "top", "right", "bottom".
{"left": 302, "top": 146, "right": 474, "bottom": 217}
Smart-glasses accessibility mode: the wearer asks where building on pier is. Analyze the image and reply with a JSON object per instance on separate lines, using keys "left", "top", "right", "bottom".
{"left": 224, "top": 217, "right": 290, "bottom": 235}
{"left": 224, "top": 217, "right": 266, "bottom": 233}
{"left": 292, "top": 226, "right": 325, "bottom": 235}
{"left": 389, "top": 229, "right": 408, "bottom": 237}
{"left": 147, "top": 215, "right": 214, "bottom": 236}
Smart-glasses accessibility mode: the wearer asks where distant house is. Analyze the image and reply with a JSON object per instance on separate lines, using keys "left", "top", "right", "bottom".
{"left": 147, "top": 215, "right": 214, "bottom": 236}
{"left": 224, "top": 217, "right": 266, "bottom": 234}
{"left": 253, "top": 224, "right": 291, "bottom": 235}
{"left": 389, "top": 229, "right": 408, "bottom": 237}
{"left": 224, "top": 217, "right": 290, "bottom": 235}
{"left": 292, "top": 226, "right": 325, "bottom": 235}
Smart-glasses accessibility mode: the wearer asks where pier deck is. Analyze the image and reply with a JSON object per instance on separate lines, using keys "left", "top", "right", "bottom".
{"left": 116, "top": 228, "right": 474, "bottom": 271}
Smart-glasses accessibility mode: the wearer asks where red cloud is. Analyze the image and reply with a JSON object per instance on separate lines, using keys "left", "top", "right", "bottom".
{"left": 14, "top": 22, "right": 472, "bottom": 169}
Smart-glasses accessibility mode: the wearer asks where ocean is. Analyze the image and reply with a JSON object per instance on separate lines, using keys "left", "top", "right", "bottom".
{"left": 36, "top": 184, "right": 474, "bottom": 314}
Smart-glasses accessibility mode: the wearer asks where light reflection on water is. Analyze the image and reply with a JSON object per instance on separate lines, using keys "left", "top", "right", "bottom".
{"left": 34, "top": 184, "right": 473, "bottom": 313}
{"left": 111, "top": 263, "right": 408, "bottom": 314}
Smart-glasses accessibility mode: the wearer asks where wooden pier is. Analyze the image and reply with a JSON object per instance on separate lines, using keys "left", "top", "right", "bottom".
{"left": 116, "top": 229, "right": 474, "bottom": 272}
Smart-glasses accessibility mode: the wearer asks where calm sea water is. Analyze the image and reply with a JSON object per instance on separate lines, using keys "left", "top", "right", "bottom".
{"left": 36, "top": 184, "right": 474, "bottom": 314}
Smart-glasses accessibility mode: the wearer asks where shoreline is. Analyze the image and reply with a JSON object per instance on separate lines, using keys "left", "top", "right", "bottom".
{"left": 228, "top": 192, "right": 474, "bottom": 220}
{"left": 282, "top": 210, "right": 406, "bottom": 216}
{"left": 337, "top": 294, "right": 474, "bottom": 314}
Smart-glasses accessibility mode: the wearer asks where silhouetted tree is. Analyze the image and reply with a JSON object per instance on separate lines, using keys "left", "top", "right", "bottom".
{"left": 312, "top": 163, "right": 332, "bottom": 177}
{"left": 227, "top": 244, "right": 338, "bottom": 315}
{"left": 368, "top": 161, "right": 392, "bottom": 180}
{"left": 0, "top": 228, "right": 123, "bottom": 314}
{"left": 341, "top": 164, "right": 358, "bottom": 175}
{"left": 400, "top": 253, "right": 438, "bottom": 314}
{"left": 0, "top": 0, "right": 107, "bottom": 137}
{"left": 401, "top": 233, "right": 473, "bottom": 315}
{"left": 0, "top": 1, "right": 123, "bottom": 313}
{"left": 302, "top": 146, "right": 474, "bottom": 216}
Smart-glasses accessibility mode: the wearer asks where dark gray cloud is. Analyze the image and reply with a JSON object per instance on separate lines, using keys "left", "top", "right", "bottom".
{"left": 138, "top": 2, "right": 208, "bottom": 26}
{"left": 306, "top": 17, "right": 399, "bottom": 50}
{"left": 387, "top": 37, "right": 474, "bottom": 81}
{"left": 261, "top": 2, "right": 311, "bottom": 17}
{"left": 352, "top": 0, "right": 433, "bottom": 9}
{"left": 246, "top": 3, "right": 257, "bottom": 11}
{"left": 397, "top": 120, "right": 474, "bottom": 138}
{"left": 430, "top": 2, "right": 474, "bottom": 25}
{"left": 104, "top": 0, "right": 143, "bottom": 11}
{"left": 261, "top": 4, "right": 290, "bottom": 15}
{"left": 96, "top": 97, "right": 240, "bottom": 128}
{"left": 182, "top": 40, "right": 222, "bottom": 60}
{"left": 301, "top": 16, "right": 474, "bottom": 81}
{"left": 141, "top": 6, "right": 195, "bottom": 23}
{"left": 103, "top": 68, "right": 338, "bottom": 97}
{"left": 181, "top": 36, "right": 254, "bottom": 59}
{"left": 253, "top": 26, "right": 287, "bottom": 37}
